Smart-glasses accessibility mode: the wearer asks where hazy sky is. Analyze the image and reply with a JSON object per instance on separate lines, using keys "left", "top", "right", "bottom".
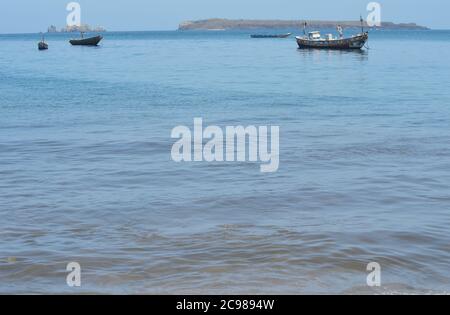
{"left": 0, "top": 0, "right": 448, "bottom": 33}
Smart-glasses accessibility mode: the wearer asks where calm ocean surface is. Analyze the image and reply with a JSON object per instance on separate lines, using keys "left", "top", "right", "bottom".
{"left": 0, "top": 30, "right": 449, "bottom": 294}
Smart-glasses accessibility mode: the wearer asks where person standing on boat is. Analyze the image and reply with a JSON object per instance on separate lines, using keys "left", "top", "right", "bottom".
{"left": 337, "top": 25, "right": 343, "bottom": 38}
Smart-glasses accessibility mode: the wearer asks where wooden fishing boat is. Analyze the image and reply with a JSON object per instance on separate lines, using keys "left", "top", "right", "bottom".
{"left": 296, "top": 31, "right": 368, "bottom": 49}
{"left": 297, "top": 18, "right": 369, "bottom": 50}
{"left": 69, "top": 34, "right": 103, "bottom": 46}
{"left": 38, "top": 33, "right": 48, "bottom": 50}
{"left": 251, "top": 33, "right": 292, "bottom": 39}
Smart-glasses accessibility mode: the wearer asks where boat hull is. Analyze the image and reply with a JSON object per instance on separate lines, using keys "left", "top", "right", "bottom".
{"left": 296, "top": 32, "right": 368, "bottom": 50}
{"left": 69, "top": 35, "right": 103, "bottom": 46}
{"left": 38, "top": 42, "right": 48, "bottom": 50}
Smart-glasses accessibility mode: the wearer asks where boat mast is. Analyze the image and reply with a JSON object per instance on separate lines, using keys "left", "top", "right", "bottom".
{"left": 360, "top": 15, "right": 364, "bottom": 33}
{"left": 303, "top": 22, "right": 307, "bottom": 36}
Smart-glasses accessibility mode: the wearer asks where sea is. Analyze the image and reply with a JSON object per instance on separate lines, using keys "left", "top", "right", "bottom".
{"left": 0, "top": 29, "right": 449, "bottom": 294}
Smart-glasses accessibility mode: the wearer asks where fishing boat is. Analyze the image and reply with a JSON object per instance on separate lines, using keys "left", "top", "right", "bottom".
{"left": 38, "top": 34, "right": 48, "bottom": 50}
{"left": 251, "top": 33, "right": 292, "bottom": 39}
{"left": 69, "top": 33, "right": 103, "bottom": 46}
{"left": 296, "top": 32, "right": 368, "bottom": 49}
{"left": 296, "top": 19, "right": 368, "bottom": 50}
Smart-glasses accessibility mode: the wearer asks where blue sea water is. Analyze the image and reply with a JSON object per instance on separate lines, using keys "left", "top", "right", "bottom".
{"left": 0, "top": 30, "right": 450, "bottom": 294}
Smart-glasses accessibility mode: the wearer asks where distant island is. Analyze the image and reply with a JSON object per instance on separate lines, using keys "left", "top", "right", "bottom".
{"left": 47, "top": 24, "right": 106, "bottom": 33}
{"left": 179, "top": 19, "right": 429, "bottom": 31}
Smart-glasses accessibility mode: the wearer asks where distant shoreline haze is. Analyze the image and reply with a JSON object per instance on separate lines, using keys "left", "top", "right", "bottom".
{"left": 178, "top": 18, "right": 429, "bottom": 31}
{"left": 0, "top": 19, "right": 433, "bottom": 35}
{"left": 47, "top": 24, "right": 106, "bottom": 33}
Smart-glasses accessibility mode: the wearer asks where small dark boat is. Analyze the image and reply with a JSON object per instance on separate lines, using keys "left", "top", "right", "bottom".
{"left": 69, "top": 34, "right": 103, "bottom": 46}
{"left": 38, "top": 41, "right": 48, "bottom": 50}
{"left": 251, "top": 33, "right": 292, "bottom": 39}
{"left": 38, "top": 33, "right": 48, "bottom": 50}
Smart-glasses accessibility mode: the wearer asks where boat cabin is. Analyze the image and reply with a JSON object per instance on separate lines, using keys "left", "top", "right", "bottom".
{"left": 308, "top": 31, "right": 321, "bottom": 40}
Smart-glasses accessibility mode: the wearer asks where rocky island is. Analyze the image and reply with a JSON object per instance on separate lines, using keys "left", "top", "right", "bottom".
{"left": 179, "top": 18, "right": 429, "bottom": 31}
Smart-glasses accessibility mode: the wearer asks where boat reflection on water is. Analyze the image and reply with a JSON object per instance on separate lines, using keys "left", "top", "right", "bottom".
{"left": 296, "top": 46, "right": 368, "bottom": 63}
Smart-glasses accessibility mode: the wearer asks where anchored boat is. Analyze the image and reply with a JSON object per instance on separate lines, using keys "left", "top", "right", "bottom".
{"left": 296, "top": 19, "right": 369, "bottom": 50}
{"left": 251, "top": 33, "right": 292, "bottom": 39}
{"left": 69, "top": 33, "right": 103, "bottom": 46}
{"left": 296, "top": 31, "right": 368, "bottom": 49}
{"left": 38, "top": 34, "right": 48, "bottom": 50}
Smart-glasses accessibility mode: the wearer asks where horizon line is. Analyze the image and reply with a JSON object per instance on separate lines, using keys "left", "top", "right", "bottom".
{"left": 3, "top": 27, "right": 450, "bottom": 36}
